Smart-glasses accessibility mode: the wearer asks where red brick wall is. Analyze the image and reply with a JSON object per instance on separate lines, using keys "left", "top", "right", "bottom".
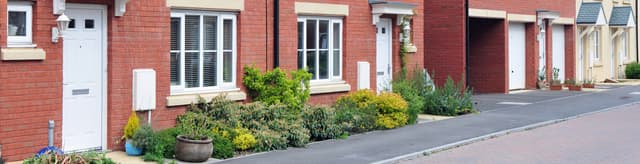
{"left": 468, "top": 18, "right": 508, "bottom": 93}
{"left": 525, "top": 23, "right": 540, "bottom": 89}
{"left": 424, "top": 0, "right": 466, "bottom": 87}
{"left": 469, "top": 0, "right": 576, "bottom": 18}
{"left": 564, "top": 25, "right": 575, "bottom": 80}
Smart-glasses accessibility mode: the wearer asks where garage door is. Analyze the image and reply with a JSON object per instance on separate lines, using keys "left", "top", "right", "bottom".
{"left": 552, "top": 25, "right": 565, "bottom": 82}
{"left": 508, "top": 23, "right": 526, "bottom": 90}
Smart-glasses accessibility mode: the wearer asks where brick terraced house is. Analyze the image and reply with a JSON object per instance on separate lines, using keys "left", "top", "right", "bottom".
{"left": 426, "top": 0, "right": 578, "bottom": 93}
{"left": 0, "top": 0, "right": 424, "bottom": 161}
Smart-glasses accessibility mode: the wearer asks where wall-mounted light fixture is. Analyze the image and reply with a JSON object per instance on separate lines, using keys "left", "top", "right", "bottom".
{"left": 52, "top": 13, "right": 70, "bottom": 43}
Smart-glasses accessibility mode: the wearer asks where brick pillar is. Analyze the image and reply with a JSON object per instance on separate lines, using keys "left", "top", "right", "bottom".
{"left": 565, "top": 25, "right": 576, "bottom": 79}
{"left": 546, "top": 20, "right": 553, "bottom": 82}
{"left": 525, "top": 23, "right": 539, "bottom": 89}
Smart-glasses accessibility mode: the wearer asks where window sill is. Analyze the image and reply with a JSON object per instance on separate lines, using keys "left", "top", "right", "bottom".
{"left": 7, "top": 44, "right": 37, "bottom": 48}
{"left": 166, "top": 90, "right": 246, "bottom": 107}
{"left": 1, "top": 47, "right": 46, "bottom": 61}
{"left": 309, "top": 81, "right": 351, "bottom": 95}
{"left": 404, "top": 44, "right": 417, "bottom": 53}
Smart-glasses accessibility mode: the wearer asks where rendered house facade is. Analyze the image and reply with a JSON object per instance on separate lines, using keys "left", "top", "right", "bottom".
{"left": 0, "top": 0, "right": 424, "bottom": 161}
{"left": 576, "top": 0, "right": 636, "bottom": 82}
{"left": 426, "top": 0, "right": 577, "bottom": 93}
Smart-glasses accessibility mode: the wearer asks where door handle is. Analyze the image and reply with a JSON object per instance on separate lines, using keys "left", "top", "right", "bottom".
{"left": 377, "top": 72, "right": 385, "bottom": 75}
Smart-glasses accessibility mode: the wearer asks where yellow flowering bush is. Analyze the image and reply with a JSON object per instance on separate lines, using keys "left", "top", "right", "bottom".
{"left": 232, "top": 128, "right": 257, "bottom": 151}
{"left": 122, "top": 111, "right": 140, "bottom": 140}
{"left": 374, "top": 93, "right": 408, "bottom": 129}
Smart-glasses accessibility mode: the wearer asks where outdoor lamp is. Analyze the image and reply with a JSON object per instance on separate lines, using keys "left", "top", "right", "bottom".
{"left": 52, "top": 13, "right": 71, "bottom": 43}
{"left": 403, "top": 22, "right": 411, "bottom": 43}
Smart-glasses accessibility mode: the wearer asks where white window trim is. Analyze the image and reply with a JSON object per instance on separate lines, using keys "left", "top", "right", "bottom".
{"left": 297, "top": 16, "right": 343, "bottom": 84}
{"left": 621, "top": 31, "right": 628, "bottom": 61}
{"left": 593, "top": 30, "right": 599, "bottom": 61}
{"left": 170, "top": 10, "right": 238, "bottom": 95}
{"left": 7, "top": 1, "right": 33, "bottom": 46}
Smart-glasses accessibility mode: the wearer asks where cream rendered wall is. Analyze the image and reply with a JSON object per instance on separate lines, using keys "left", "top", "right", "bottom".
{"left": 577, "top": 0, "right": 637, "bottom": 82}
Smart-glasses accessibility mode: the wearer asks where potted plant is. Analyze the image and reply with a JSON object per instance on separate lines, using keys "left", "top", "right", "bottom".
{"left": 565, "top": 79, "right": 582, "bottom": 91}
{"left": 583, "top": 79, "right": 595, "bottom": 88}
{"left": 537, "top": 68, "right": 547, "bottom": 89}
{"left": 175, "top": 112, "right": 213, "bottom": 162}
{"left": 549, "top": 68, "right": 563, "bottom": 91}
{"left": 122, "top": 111, "right": 143, "bottom": 156}
{"left": 130, "top": 125, "right": 154, "bottom": 155}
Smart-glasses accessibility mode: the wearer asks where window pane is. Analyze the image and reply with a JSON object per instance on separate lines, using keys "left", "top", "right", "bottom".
{"left": 333, "top": 50, "right": 340, "bottom": 76}
{"left": 333, "top": 23, "right": 340, "bottom": 49}
{"left": 223, "top": 52, "right": 233, "bottom": 82}
{"left": 319, "top": 50, "right": 329, "bottom": 79}
{"left": 203, "top": 52, "right": 217, "bottom": 87}
{"left": 306, "top": 20, "right": 317, "bottom": 49}
{"left": 69, "top": 19, "right": 76, "bottom": 29}
{"left": 307, "top": 51, "right": 317, "bottom": 80}
{"left": 170, "top": 18, "right": 180, "bottom": 51}
{"left": 170, "top": 52, "right": 181, "bottom": 85}
{"left": 85, "top": 19, "right": 95, "bottom": 29}
{"left": 298, "top": 51, "right": 304, "bottom": 69}
{"left": 297, "top": 22, "right": 304, "bottom": 49}
{"left": 319, "top": 20, "right": 329, "bottom": 49}
{"left": 185, "top": 15, "right": 200, "bottom": 51}
{"left": 185, "top": 52, "right": 200, "bottom": 88}
{"left": 204, "top": 16, "right": 217, "bottom": 50}
{"left": 223, "top": 19, "right": 233, "bottom": 50}
{"left": 8, "top": 11, "right": 27, "bottom": 36}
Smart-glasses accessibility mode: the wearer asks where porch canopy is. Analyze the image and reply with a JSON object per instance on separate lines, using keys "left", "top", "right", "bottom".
{"left": 609, "top": 6, "right": 636, "bottom": 28}
{"left": 369, "top": 0, "right": 416, "bottom": 25}
{"left": 53, "top": 0, "right": 130, "bottom": 16}
{"left": 576, "top": 2, "right": 607, "bottom": 26}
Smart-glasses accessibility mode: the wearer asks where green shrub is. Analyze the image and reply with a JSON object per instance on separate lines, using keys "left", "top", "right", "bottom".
{"left": 253, "top": 129, "right": 288, "bottom": 152}
{"left": 302, "top": 106, "right": 344, "bottom": 141}
{"left": 424, "top": 77, "right": 475, "bottom": 116}
{"left": 232, "top": 128, "right": 257, "bottom": 151}
{"left": 374, "top": 93, "right": 409, "bottom": 129}
{"left": 392, "top": 69, "right": 430, "bottom": 124}
{"left": 131, "top": 125, "right": 154, "bottom": 149}
{"left": 23, "top": 151, "right": 115, "bottom": 164}
{"left": 243, "top": 66, "right": 312, "bottom": 110}
{"left": 211, "top": 133, "right": 235, "bottom": 159}
{"left": 176, "top": 112, "right": 214, "bottom": 140}
{"left": 334, "top": 91, "right": 378, "bottom": 133}
{"left": 625, "top": 63, "right": 640, "bottom": 79}
{"left": 140, "top": 127, "right": 180, "bottom": 163}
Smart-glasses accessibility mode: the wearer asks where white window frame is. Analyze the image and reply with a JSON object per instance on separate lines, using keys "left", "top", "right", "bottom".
{"left": 621, "top": 31, "right": 628, "bottom": 60}
{"left": 170, "top": 10, "right": 237, "bottom": 95}
{"left": 7, "top": 1, "right": 33, "bottom": 46}
{"left": 593, "top": 30, "right": 599, "bottom": 61}
{"left": 297, "top": 16, "right": 343, "bottom": 83}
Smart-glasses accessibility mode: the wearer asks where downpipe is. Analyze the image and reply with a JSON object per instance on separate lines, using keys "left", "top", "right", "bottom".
{"left": 49, "top": 120, "right": 55, "bottom": 147}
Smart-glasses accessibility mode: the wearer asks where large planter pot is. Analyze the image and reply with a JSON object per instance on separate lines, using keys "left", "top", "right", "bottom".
{"left": 536, "top": 81, "right": 547, "bottom": 89}
{"left": 583, "top": 84, "right": 595, "bottom": 88}
{"left": 568, "top": 85, "right": 582, "bottom": 91}
{"left": 125, "top": 140, "right": 143, "bottom": 156}
{"left": 175, "top": 135, "right": 213, "bottom": 162}
{"left": 550, "top": 85, "right": 563, "bottom": 91}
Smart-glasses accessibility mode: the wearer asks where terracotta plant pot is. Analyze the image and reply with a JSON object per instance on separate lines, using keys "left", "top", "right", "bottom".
{"left": 583, "top": 84, "right": 595, "bottom": 88}
{"left": 175, "top": 135, "right": 213, "bottom": 162}
{"left": 568, "top": 85, "right": 582, "bottom": 91}
{"left": 550, "top": 85, "right": 563, "bottom": 91}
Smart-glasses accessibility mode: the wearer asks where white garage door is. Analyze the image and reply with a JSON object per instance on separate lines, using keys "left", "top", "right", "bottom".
{"left": 508, "top": 23, "right": 526, "bottom": 90}
{"left": 552, "top": 25, "right": 565, "bottom": 82}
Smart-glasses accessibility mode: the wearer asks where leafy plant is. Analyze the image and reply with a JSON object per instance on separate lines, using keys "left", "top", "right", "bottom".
{"left": 564, "top": 79, "right": 576, "bottom": 86}
{"left": 253, "top": 129, "right": 288, "bottom": 152}
{"left": 23, "top": 151, "right": 115, "bottom": 164}
{"left": 302, "top": 106, "right": 344, "bottom": 141}
{"left": 392, "top": 68, "right": 431, "bottom": 124}
{"left": 243, "top": 66, "right": 312, "bottom": 110}
{"left": 374, "top": 93, "right": 409, "bottom": 129}
{"left": 625, "top": 63, "right": 640, "bottom": 79}
{"left": 131, "top": 125, "right": 154, "bottom": 149}
{"left": 177, "top": 112, "right": 213, "bottom": 140}
{"left": 538, "top": 67, "right": 546, "bottom": 82}
{"left": 232, "top": 128, "right": 257, "bottom": 151}
{"left": 423, "top": 77, "right": 475, "bottom": 116}
{"left": 211, "top": 133, "right": 234, "bottom": 159}
{"left": 122, "top": 111, "right": 140, "bottom": 140}
{"left": 334, "top": 90, "right": 379, "bottom": 133}
{"left": 583, "top": 79, "right": 594, "bottom": 85}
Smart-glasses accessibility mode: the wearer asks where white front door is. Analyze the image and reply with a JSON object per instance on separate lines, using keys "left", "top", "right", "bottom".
{"left": 552, "top": 25, "right": 565, "bottom": 82}
{"left": 539, "top": 21, "right": 547, "bottom": 75}
{"left": 618, "top": 34, "right": 627, "bottom": 78}
{"left": 508, "top": 23, "right": 526, "bottom": 90}
{"left": 376, "top": 18, "right": 392, "bottom": 93}
{"left": 62, "top": 4, "right": 106, "bottom": 152}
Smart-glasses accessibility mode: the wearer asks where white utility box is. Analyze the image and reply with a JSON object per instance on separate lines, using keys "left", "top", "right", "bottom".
{"left": 133, "top": 69, "right": 156, "bottom": 111}
{"left": 357, "top": 62, "right": 371, "bottom": 90}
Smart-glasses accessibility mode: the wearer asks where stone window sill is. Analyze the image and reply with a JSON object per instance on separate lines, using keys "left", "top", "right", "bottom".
{"left": 1, "top": 47, "right": 46, "bottom": 61}
{"left": 166, "top": 90, "right": 246, "bottom": 107}
{"left": 309, "top": 82, "right": 351, "bottom": 95}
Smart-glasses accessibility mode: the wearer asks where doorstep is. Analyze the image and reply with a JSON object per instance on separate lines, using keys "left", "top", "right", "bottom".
{"left": 106, "top": 151, "right": 222, "bottom": 164}
{"left": 417, "top": 114, "right": 454, "bottom": 124}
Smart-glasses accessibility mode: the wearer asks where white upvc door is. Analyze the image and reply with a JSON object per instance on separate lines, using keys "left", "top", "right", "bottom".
{"left": 376, "top": 18, "right": 392, "bottom": 93}
{"left": 552, "top": 25, "right": 566, "bottom": 82}
{"left": 62, "top": 4, "right": 107, "bottom": 152}
{"left": 539, "top": 21, "right": 547, "bottom": 75}
{"left": 618, "top": 33, "right": 627, "bottom": 79}
{"left": 508, "top": 23, "right": 526, "bottom": 90}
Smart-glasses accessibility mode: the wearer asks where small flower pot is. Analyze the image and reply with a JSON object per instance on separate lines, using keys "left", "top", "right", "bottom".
{"left": 568, "top": 85, "right": 582, "bottom": 91}
{"left": 550, "top": 85, "right": 563, "bottom": 91}
{"left": 583, "top": 84, "right": 595, "bottom": 88}
{"left": 175, "top": 135, "right": 213, "bottom": 162}
{"left": 125, "top": 140, "right": 143, "bottom": 156}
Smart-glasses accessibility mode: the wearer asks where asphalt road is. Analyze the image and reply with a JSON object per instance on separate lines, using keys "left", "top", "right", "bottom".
{"left": 221, "top": 85, "right": 640, "bottom": 164}
{"left": 401, "top": 103, "right": 640, "bottom": 164}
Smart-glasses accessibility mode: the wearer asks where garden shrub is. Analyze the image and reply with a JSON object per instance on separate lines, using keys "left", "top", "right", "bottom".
{"left": 374, "top": 93, "right": 409, "bottom": 129}
{"left": 176, "top": 112, "right": 214, "bottom": 140}
{"left": 625, "top": 63, "right": 640, "bottom": 79}
{"left": 243, "top": 66, "right": 312, "bottom": 110}
{"left": 211, "top": 133, "right": 235, "bottom": 159}
{"left": 392, "top": 69, "right": 431, "bottom": 124}
{"left": 302, "top": 106, "right": 344, "bottom": 141}
{"left": 23, "top": 151, "right": 115, "bottom": 164}
{"left": 423, "top": 77, "right": 475, "bottom": 116}
{"left": 131, "top": 125, "right": 154, "bottom": 149}
{"left": 141, "top": 127, "right": 180, "bottom": 163}
{"left": 122, "top": 111, "right": 140, "bottom": 140}
{"left": 232, "top": 128, "right": 257, "bottom": 151}
{"left": 253, "top": 129, "right": 288, "bottom": 152}
{"left": 334, "top": 92, "right": 378, "bottom": 133}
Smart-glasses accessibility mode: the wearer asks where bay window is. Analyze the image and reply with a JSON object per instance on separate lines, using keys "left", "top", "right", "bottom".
{"left": 170, "top": 11, "right": 237, "bottom": 94}
{"left": 297, "top": 17, "right": 343, "bottom": 82}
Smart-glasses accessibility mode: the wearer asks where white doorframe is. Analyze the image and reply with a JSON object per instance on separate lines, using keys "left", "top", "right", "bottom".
{"left": 376, "top": 18, "right": 393, "bottom": 93}
{"left": 65, "top": 3, "right": 108, "bottom": 151}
